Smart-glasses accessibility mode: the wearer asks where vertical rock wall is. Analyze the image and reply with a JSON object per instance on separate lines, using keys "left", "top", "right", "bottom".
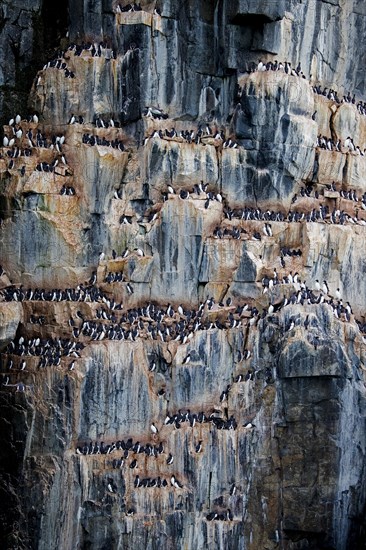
{"left": 0, "top": 1, "right": 366, "bottom": 550}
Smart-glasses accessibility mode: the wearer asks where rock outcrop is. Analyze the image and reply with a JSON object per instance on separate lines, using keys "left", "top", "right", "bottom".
{"left": 0, "top": 2, "right": 366, "bottom": 550}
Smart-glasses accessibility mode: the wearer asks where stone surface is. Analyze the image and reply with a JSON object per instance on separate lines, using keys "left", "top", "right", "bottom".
{"left": 0, "top": 2, "right": 366, "bottom": 550}
{"left": 0, "top": 302, "right": 22, "bottom": 349}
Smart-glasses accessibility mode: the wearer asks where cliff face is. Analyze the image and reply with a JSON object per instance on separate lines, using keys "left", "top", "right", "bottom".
{"left": 2, "top": 0, "right": 366, "bottom": 129}
{"left": 0, "top": 1, "right": 366, "bottom": 549}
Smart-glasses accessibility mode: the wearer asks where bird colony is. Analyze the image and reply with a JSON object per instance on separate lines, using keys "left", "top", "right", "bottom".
{"left": 0, "top": 2, "right": 366, "bottom": 550}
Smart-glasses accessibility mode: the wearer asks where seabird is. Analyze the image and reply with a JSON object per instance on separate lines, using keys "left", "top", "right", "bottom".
{"left": 195, "top": 441, "right": 202, "bottom": 453}
{"left": 243, "top": 422, "right": 254, "bottom": 429}
{"left": 263, "top": 223, "right": 272, "bottom": 237}
{"left": 179, "top": 189, "right": 189, "bottom": 200}
{"left": 126, "top": 283, "right": 134, "bottom": 294}
{"left": 107, "top": 482, "right": 115, "bottom": 493}
{"left": 170, "top": 475, "right": 182, "bottom": 489}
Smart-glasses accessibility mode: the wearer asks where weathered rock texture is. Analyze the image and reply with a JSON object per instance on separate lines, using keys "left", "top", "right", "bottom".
{"left": 0, "top": 2, "right": 366, "bottom": 550}
{"left": 0, "top": 0, "right": 68, "bottom": 119}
